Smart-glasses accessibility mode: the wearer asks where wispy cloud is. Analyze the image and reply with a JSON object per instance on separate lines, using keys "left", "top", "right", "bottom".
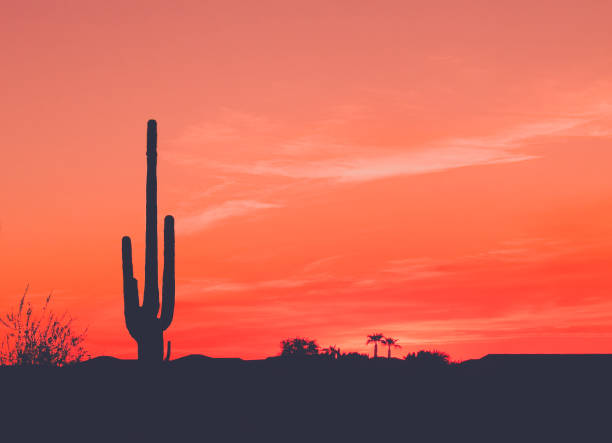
{"left": 215, "top": 114, "right": 608, "bottom": 184}
{"left": 171, "top": 109, "right": 279, "bottom": 145}
{"left": 176, "top": 236, "right": 585, "bottom": 300}
{"left": 373, "top": 299, "right": 612, "bottom": 346}
{"left": 234, "top": 147, "right": 536, "bottom": 183}
{"left": 382, "top": 257, "right": 448, "bottom": 280}
{"left": 178, "top": 200, "right": 282, "bottom": 234}
{"left": 302, "top": 255, "right": 343, "bottom": 273}
{"left": 177, "top": 276, "right": 324, "bottom": 299}
{"left": 168, "top": 102, "right": 612, "bottom": 234}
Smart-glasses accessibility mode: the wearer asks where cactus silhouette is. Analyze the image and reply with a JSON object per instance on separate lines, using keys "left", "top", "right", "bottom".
{"left": 121, "top": 120, "right": 175, "bottom": 362}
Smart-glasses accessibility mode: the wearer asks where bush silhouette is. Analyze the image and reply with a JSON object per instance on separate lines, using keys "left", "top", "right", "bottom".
{"left": 404, "top": 350, "right": 450, "bottom": 366}
{"left": 280, "top": 337, "right": 320, "bottom": 357}
{"left": 0, "top": 286, "right": 88, "bottom": 366}
{"left": 339, "top": 352, "right": 369, "bottom": 361}
{"left": 321, "top": 345, "right": 341, "bottom": 359}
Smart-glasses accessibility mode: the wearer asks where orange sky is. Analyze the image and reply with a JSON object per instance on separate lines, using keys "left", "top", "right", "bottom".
{"left": 2, "top": 1, "right": 612, "bottom": 361}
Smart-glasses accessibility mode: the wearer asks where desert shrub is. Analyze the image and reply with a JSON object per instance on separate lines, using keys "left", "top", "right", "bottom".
{"left": 320, "top": 345, "right": 341, "bottom": 360}
{"left": 0, "top": 286, "right": 88, "bottom": 366}
{"left": 404, "top": 350, "right": 451, "bottom": 366}
{"left": 280, "top": 337, "right": 320, "bottom": 357}
{"left": 339, "top": 352, "right": 369, "bottom": 361}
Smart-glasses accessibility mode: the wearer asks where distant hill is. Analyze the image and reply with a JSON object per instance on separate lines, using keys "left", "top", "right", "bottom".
{"left": 2, "top": 353, "right": 611, "bottom": 441}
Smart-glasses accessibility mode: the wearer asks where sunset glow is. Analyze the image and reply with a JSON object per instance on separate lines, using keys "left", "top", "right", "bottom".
{"left": 3, "top": 1, "right": 612, "bottom": 360}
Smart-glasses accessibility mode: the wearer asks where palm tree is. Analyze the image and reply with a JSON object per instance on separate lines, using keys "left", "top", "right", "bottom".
{"left": 381, "top": 337, "right": 401, "bottom": 359}
{"left": 366, "top": 333, "right": 385, "bottom": 359}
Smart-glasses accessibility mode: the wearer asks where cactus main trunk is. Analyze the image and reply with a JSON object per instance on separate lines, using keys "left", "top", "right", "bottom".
{"left": 144, "top": 120, "right": 159, "bottom": 316}
{"left": 137, "top": 320, "right": 163, "bottom": 361}
{"left": 122, "top": 119, "right": 175, "bottom": 363}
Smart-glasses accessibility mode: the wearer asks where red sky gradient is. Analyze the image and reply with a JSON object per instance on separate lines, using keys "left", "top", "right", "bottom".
{"left": 2, "top": 1, "right": 612, "bottom": 361}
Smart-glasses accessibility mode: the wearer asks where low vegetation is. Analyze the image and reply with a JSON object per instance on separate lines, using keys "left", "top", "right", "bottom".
{"left": 280, "top": 336, "right": 453, "bottom": 365}
{"left": 0, "top": 286, "right": 88, "bottom": 366}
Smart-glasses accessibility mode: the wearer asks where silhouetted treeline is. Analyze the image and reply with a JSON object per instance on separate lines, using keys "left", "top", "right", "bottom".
{"left": 279, "top": 336, "right": 448, "bottom": 365}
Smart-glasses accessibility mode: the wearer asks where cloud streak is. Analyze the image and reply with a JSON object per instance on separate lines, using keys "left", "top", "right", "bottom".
{"left": 178, "top": 200, "right": 282, "bottom": 234}
{"left": 214, "top": 114, "right": 610, "bottom": 184}
{"left": 236, "top": 147, "right": 537, "bottom": 183}
{"left": 170, "top": 105, "right": 612, "bottom": 239}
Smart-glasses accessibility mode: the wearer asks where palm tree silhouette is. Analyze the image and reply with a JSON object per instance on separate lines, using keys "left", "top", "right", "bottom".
{"left": 367, "top": 333, "right": 385, "bottom": 359}
{"left": 381, "top": 337, "right": 401, "bottom": 359}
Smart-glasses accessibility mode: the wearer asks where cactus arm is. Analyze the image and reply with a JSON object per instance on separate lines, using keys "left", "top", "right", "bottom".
{"left": 165, "top": 341, "right": 171, "bottom": 362}
{"left": 122, "top": 236, "right": 141, "bottom": 340}
{"left": 159, "top": 215, "right": 175, "bottom": 331}
{"left": 143, "top": 119, "right": 160, "bottom": 316}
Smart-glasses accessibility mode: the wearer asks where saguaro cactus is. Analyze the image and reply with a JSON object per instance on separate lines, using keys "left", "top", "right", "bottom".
{"left": 121, "top": 120, "right": 175, "bottom": 362}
